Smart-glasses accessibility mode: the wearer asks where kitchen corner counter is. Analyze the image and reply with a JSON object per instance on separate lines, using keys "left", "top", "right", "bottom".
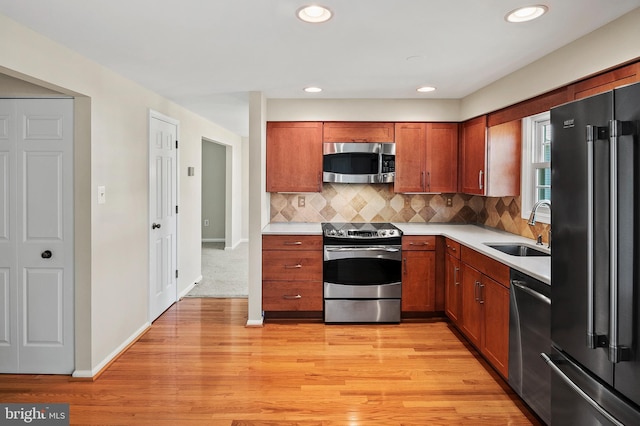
{"left": 262, "top": 222, "right": 322, "bottom": 235}
{"left": 393, "top": 223, "right": 550, "bottom": 285}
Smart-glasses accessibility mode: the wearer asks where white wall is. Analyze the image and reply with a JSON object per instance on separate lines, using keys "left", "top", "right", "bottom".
{"left": 0, "top": 13, "right": 243, "bottom": 376}
{"left": 201, "top": 141, "right": 226, "bottom": 241}
{"left": 267, "top": 8, "right": 640, "bottom": 124}
{"left": 461, "top": 7, "right": 640, "bottom": 120}
{"left": 267, "top": 98, "right": 461, "bottom": 122}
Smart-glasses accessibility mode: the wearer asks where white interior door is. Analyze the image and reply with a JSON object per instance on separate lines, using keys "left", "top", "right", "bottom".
{"left": 0, "top": 98, "right": 74, "bottom": 374}
{"left": 149, "top": 112, "right": 178, "bottom": 321}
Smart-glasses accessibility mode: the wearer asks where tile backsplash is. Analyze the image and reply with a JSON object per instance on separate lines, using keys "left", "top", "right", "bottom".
{"left": 270, "top": 183, "right": 550, "bottom": 243}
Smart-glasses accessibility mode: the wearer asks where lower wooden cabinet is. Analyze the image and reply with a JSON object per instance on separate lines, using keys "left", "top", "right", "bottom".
{"left": 459, "top": 246, "right": 510, "bottom": 379}
{"left": 262, "top": 235, "right": 323, "bottom": 314}
{"left": 401, "top": 236, "right": 436, "bottom": 313}
{"left": 262, "top": 281, "right": 323, "bottom": 311}
{"left": 444, "top": 239, "right": 462, "bottom": 326}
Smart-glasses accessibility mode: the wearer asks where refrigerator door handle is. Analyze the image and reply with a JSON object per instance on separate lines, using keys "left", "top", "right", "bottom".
{"left": 585, "top": 125, "right": 605, "bottom": 349}
{"left": 541, "top": 353, "right": 625, "bottom": 426}
{"left": 608, "top": 120, "right": 633, "bottom": 363}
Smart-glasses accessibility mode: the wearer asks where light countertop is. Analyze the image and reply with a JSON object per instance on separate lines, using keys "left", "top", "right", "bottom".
{"left": 261, "top": 222, "right": 550, "bottom": 284}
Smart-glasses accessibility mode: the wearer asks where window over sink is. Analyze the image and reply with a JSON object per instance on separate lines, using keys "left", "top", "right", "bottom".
{"left": 521, "top": 111, "right": 551, "bottom": 224}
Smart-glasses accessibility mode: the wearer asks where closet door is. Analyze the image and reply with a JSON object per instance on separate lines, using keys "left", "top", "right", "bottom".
{"left": 0, "top": 99, "right": 74, "bottom": 374}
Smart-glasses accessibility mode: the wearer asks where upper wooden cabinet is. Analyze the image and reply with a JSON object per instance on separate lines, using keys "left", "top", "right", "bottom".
{"left": 459, "top": 116, "right": 488, "bottom": 195}
{"left": 569, "top": 62, "right": 640, "bottom": 100}
{"left": 459, "top": 116, "right": 521, "bottom": 196}
{"left": 266, "top": 122, "right": 323, "bottom": 193}
{"left": 395, "top": 122, "right": 458, "bottom": 193}
{"left": 323, "top": 122, "right": 394, "bottom": 143}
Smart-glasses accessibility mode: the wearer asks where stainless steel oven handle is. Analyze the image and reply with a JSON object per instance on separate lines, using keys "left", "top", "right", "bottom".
{"left": 325, "top": 247, "right": 400, "bottom": 253}
{"left": 541, "top": 353, "right": 624, "bottom": 426}
{"left": 512, "top": 281, "right": 550, "bottom": 305}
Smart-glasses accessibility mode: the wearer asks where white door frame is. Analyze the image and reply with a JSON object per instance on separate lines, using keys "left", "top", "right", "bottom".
{"left": 148, "top": 109, "right": 179, "bottom": 322}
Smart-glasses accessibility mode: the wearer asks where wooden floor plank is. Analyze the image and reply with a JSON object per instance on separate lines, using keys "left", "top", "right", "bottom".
{"left": 0, "top": 298, "right": 542, "bottom": 425}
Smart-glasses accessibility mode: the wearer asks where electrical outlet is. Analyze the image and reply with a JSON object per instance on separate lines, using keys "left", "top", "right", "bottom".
{"left": 446, "top": 197, "right": 453, "bottom": 207}
{"left": 204, "top": 219, "right": 209, "bottom": 226}
{"left": 298, "top": 196, "right": 305, "bottom": 207}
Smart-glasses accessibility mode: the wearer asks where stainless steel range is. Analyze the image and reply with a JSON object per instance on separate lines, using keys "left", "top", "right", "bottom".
{"left": 322, "top": 222, "right": 402, "bottom": 323}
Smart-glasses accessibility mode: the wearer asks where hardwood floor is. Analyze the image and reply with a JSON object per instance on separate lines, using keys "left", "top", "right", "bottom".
{"left": 0, "top": 298, "right": 542, "bottom": 425}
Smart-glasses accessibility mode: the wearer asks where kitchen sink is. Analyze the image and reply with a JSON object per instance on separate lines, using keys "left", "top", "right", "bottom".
{"left": 484, "top": 243, "right": 550, "bottom": 257}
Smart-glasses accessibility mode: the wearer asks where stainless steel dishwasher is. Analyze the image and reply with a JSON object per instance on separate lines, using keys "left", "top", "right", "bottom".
{"left": 509, "top": 269, "right": 551, "bottom": 425}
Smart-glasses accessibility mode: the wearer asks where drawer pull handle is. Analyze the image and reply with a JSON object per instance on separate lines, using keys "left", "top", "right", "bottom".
{"left": 446, "top": 244, "right": 457, "bottom": 251}
{"left": 410, "top": 241, "right": 429, "bottom": 246}
{"left": 284, "top": 264, "right": 302, "bottom": 269}
{"left": 283, "top": 294, "right": 302, "bottom": 300}
{"left": 283, "top": 241, "right": 303, "bottom": 246}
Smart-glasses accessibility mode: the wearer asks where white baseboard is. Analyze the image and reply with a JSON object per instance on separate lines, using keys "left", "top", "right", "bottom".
{"left": 202, "top": 238, "right": 225, "bottom": 243}
{"left": 72, "top": 321, "right": 151, "bottom": 379}
{"left": 179, "top": 276, "right": 202, "bottom": 298}
{"left": 226, "top": 238, "right": 248, "bottom": 251}
{"left": 245, "top": 318, "right": 264, "bottom": 327}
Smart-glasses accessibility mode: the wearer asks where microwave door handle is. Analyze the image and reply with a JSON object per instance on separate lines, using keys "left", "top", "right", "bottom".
{"left": 378, "top": 146, "right": 383, "bottom": 181}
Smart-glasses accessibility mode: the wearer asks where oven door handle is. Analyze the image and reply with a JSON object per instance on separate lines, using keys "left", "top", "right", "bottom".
{"left": 325, "top": 247, "right": 400, "bottom": 253}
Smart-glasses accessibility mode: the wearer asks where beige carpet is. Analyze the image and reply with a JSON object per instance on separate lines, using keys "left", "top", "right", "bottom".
{"left": 186, "top": 242, "right": 248, "bottom": 297}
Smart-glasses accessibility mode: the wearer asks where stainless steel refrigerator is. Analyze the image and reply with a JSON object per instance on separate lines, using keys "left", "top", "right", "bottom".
{"left": 544, "top": 81, "right": 640, "bottom": 425}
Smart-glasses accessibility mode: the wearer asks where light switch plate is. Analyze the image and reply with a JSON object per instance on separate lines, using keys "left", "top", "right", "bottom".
{"left": 97, "top": 185, "right": 106, "bottom": 204}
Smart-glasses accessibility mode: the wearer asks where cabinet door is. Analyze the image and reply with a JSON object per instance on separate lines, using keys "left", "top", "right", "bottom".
{"left": 460, "top": 262, "right": 483, "bottom": 348}
{"left": 481, "top": 276, "right": 510, "bottom": 378}
{"left": 486, "top": 120, "right": 521, "bottom": 197}
{"left": 570, "top": 62, "right": 640, "bottom": 100}
{"left": 444, "top": 252, "right": 461, "bottom": 326}
{"left": 394, "top": 122, "right": 426, "bottom": 192}
{"left": 401, "top": 250, "right": 435, "bottom": 312}
{"left": 323, "top": 122, "right": 394, "bottom": 143}
{"left": 266, "top": 122, "right": 322, "bottom": 192}
{"left": 426, "top": 123, "right": 458, "bottom": 193}
{"left": 459, "top": 116, "right": 487, "bottom": 195}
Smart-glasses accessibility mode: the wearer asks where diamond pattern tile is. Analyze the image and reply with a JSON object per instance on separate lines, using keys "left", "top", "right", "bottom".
{"left": 269, "top": 186, "right": 550, "bottom": 242}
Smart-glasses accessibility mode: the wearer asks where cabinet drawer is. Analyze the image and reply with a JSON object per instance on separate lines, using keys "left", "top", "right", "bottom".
{"left": 445, "top": 239, "right": 461, "bottom": 259}
{"left": 461, "top": 246, "right": 510, "bottom": 287}
{"left": 262, "top": 251, "right": 322, "bottom": 281}
{"left": 263, "top": 235, "right": 323, "bottom": 251}
{"left": 263, "top": 281, "right": 323, "bottom": 311}
{"left": 402, "top": 235, "right": 436, "bottom": 251}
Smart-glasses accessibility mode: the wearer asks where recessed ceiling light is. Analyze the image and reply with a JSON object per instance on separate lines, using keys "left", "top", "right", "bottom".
{"left": 297, "top": 5, "right": 333, "bottom": 23}
{"left": 417, "top": 86, "right": 436, "bottom": 93}
{"left": 505, "top": 5, "right": 548, "bottom": 23}
{"left": 304, "top": 86, "right": 323, "bottom": 93}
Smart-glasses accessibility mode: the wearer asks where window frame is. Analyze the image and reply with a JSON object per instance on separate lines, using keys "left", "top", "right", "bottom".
{"left": 521, "top": 111, "right": 551, "bottom": 224}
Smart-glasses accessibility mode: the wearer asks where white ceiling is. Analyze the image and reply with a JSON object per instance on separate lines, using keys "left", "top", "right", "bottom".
{"left": 1, "top": 1, "right": 639, "bottom": 137}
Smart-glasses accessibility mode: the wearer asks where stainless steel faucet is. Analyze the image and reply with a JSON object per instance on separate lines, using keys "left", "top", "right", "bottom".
{"left": 528, "top": 199, "right": 551, "bottom": 248}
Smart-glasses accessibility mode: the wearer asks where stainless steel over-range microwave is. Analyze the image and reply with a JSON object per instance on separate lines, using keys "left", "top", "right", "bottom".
{"left": 322, "top": 142, "right": 395, "bottom": 184}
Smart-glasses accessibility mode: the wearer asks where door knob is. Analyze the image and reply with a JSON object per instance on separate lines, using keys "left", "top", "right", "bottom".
{"left": 152, "top": 223, "right": 161, "bottom": 229}
{"left": 41, "top": 250, "right": 52, "bottom": 259}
